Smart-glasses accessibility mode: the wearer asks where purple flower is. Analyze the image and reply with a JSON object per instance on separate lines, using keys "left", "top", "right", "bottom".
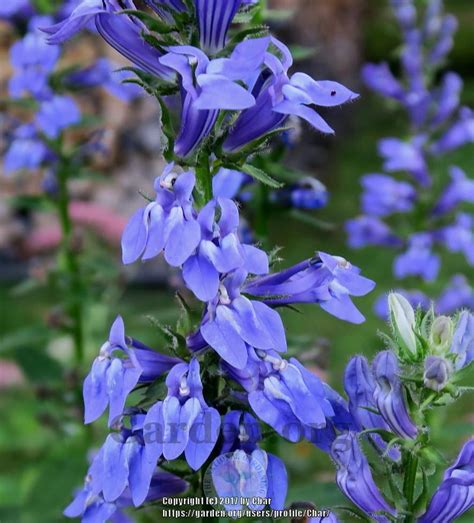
{"left": 182, "top": 197, "right": 268, "bottom": 302}
{"left": 394, "top": 233, "right": 440, "bottom": 281}
{"left": 372, "top": 351, "right": 417, "bottom": 439}
{"left": 244, "top": 252, "right": 375, "bottom": 324}
{"left": 143, "top": 358, "right": 221, "bottom": 470}
{"left": 3, "top": 124, "right": 50, "bottom": 174}
{"left": 418, "top": 439, "right": 474, "bottom": 523}
{"left": 378, "top": 136, "right": 429, "bottom": 186}
{"left": 423, "top": 355, "right": 451, "bottom": 392}
{"left": 83, "top": 316, "right": 180, "bottom": 425}
{"left": 244, "top": 353, "right": 347, "bottom": 448}
{"left": 222, "top": 38, "right": 358, "bottom": 152}
{"left": 66, "top": 58, "right": 142, "bottom": 101}
{"left": 215, "top": 412, "right": 288, "bottom": 511}
{"left": 361, "top": 62, "right": 404, "bottom": 100}
{"left": 159, "top": 44, "right": 256, "bottom": 157}
{"left": 432, "top": 107, "right": 474, "bottom": 154}
{"left": 344, "top": 356, "right": 399, "bottom": 459}
{"left": 65, "top": 433, "right": 188, "bottom": 520}
{"left": 36, "top": 95, "right": 81, "bottom": 138}
{"left": 436, "top": 275, "right": 474, "bottom": 314}
{"left": 43, "top": 1, "right": 173, "bottom": 81}
{"left": 211, "top": 167, "right": 248, "bottom": 200}
{"left": 199, "top": 269, "right": 287, "bottom": 369}
{"left": 9, "top": 24, "right": 60, "bottom": 101}
{"left": 438, "top": 213, "right": 474, "bottom": 266}
{"left": 195, "top": 0, "right": 245, "bottom": 55}
{"left": 0, "top": 0, "right": 32, "bottom": 20}
{"left": 432, "top": 72, "right": 463, "bottom": 126}
{"left": 121, "top": 164, "right": 200, "bottom": 267}
{"left": 361, "top": 174, "right": 416, "bottom": 217}
{"left": 428, "top": 14, "right": 458, "bottom": 66}
{"left": 433, "top": 166, "right": 474, "bottom": 215}
{"left": 345, "top": 216, "right": 402, "bottom": 249}
{"left": 449, "top": 310, "right": 474, "bottom": 370}
{"left": 331, "top": 432, "right": 396, "bottom": 521}
{"left": 271, "top": 177, "right": 328, "bottom": 210}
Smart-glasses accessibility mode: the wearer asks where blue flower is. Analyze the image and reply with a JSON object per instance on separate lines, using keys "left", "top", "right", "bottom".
{"left": 36, "top": 95, "right": 81, "bottom": 138}
{"left": 216, "top": 411, "right": 288, "bottom": 510}
{"left": 9, "top": 22, "right": 60, "bottom": 101}
{"left": 195, "top": 0, "right": 246, "bottom": 55}
{"left": 449, "top": 310, "right": 474, "bottom": 370}
{"left": 362, "top": 62, "right": 404, "bottom": 100}
{"left": 224, "top": 350, "right": 352, "bottom": 449}
{"left": 372, "top": 350, "right": 417, "bottom": 439}
{"left": 418, "top": 438, "right": 474, "bottom": 523}
{"left": 222, "top": 37, "right": 358, "bottom": 152}
{"left": 200, "top": 269, "right": 287, "bottom": 369}
{"left": 270, "top": 177, "right": 328, "bottom": 210}
{"left": 43, "top": 1, "right": 173, "bottom": 81}
{"left": 345, "top": 216, "right": 402, "bottom": 249}
{"left": 394, "top": 233, "right": 440, "bottom": 281}
{"left": 143, "top": 358, "right": 221, "bottom": 470}
{"left": 344, "top": 356, "right": 400, "bottom": 459}
{"left": 121, "top": 164, "right": 201, "bottom": 267}
{"left": 65, "top": 435, "right": 188, "bottom": 520}
{"left": 438, "top": 213, "right": 474, "bottom": 266}
{"left": 432, "top": 107, "right": 474, "bottom": 154}
{"left": 433, "top": 166, "right": 474, "bottom": 215}
{"left": 83, "top": 316, "right": 180, "bottom": 425}
{"left": 331, "top": 432, "right": 396, "bottom": 521}
{"left": 244, "top": 252, "right": 375, "bottom": 324}
{"left": 423, "top": 355, "right": 451, "bottom": 392}
{"left": 66, "top": 58, "right": 142, "bottom": 101}
{"left": 432, "top": 73, "right": 463, "bottom": 126}
{"left": 361, "top": 174, "right": 416, "bottom": 217}
{"left": 3, "top": 124, "right": 50, "bottom": 174}
{"left": 378, "top": 136, "right": 429, "bottom": 186}
{"left": 159, "top": 44, "right": 257, "bottom": 157}
{"left": 436, "top": 275, "right": 474, "bottom": 314}
{"left": 182, "top": 197, "right": 268, "bottom": 302}
{"left": 0, "top": 0, "right": 32, "bottom": 21}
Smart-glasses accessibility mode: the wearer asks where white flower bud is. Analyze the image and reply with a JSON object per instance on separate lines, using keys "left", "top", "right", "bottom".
{"left": 429, "top": 316, "right": 454, "bottom": 354}
{"left": 388, "top": 293, "right": 417, "bottom": 355}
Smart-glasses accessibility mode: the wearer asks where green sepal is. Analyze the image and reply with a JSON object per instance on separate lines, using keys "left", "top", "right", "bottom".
{"left": 120, "top": 9, "right": 176, "bottom": 34}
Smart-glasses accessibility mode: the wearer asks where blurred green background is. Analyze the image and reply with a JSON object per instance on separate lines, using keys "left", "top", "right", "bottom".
{"left": 0, "top": 0, "right": 473, "bottom": 521}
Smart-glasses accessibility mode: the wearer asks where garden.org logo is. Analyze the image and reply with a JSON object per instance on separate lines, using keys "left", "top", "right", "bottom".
{"left": 202, "top": 450, "right": 269, "bottom": 512}
{"left": 109, "top": 413, "right": 347, "bottom": 446}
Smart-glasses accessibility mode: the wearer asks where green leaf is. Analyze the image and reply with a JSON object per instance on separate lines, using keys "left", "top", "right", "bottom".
{"left": 240, "top": 163, "right": 283, "bottom": 189}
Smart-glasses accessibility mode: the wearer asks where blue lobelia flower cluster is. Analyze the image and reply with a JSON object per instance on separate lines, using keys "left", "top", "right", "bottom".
{"left": 2, "top": 1, "right": 141, "bottom": 179}
{"left": 45, "top": 1, "right": 380, "bottom": 521}
{"left": 345, "top": 0, "right": 474, "bottom": 317}
{"left": 325, "top": 293, "right": 474, "bottom": 522}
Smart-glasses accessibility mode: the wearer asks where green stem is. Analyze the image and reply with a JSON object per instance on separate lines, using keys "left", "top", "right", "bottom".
{"left": 195, "top": 154, "right": 212, "bottom": 208}
{"left": 56, "top": 156, "right": 85, "bottom": 367}
{"left": 403, "top": 452, "right": 419, "bottom": 522}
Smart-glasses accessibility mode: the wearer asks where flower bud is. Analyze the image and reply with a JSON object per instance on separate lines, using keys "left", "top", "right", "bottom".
{"left": 423, "top": 355, "right": 452, "bottom": 392}
{"left": 450, "top": 310, "right": 474, "bottom": 370}
{"left": 388, "top": 293, "right": 417, "bottom": 355}
{"left": 429, "top": 316, "right": 453, "bottom": 353}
